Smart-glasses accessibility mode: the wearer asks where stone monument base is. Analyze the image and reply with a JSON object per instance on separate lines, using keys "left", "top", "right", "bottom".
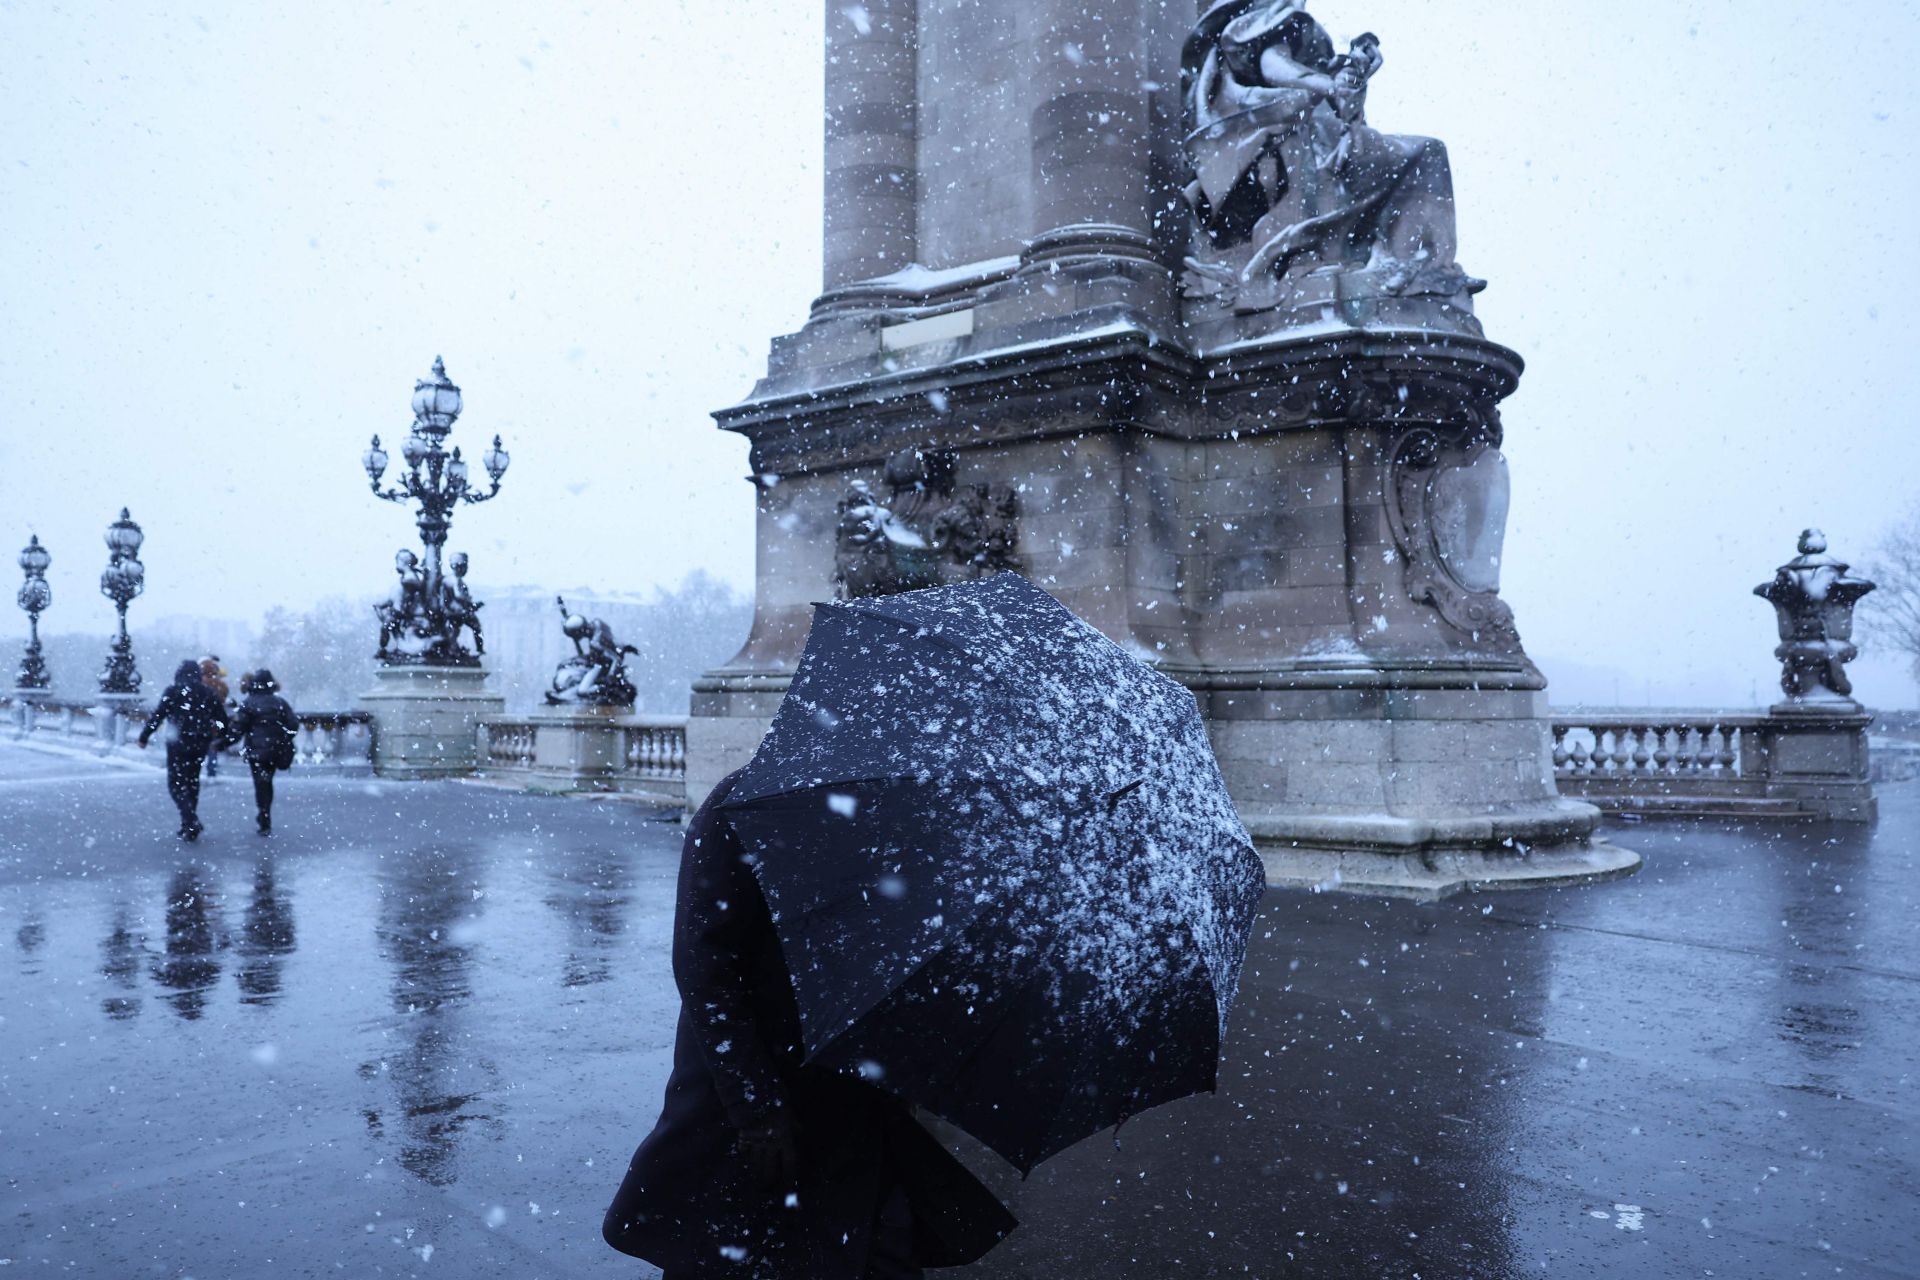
{"left": 693, "top": 667, "right": 1641, "bottom": 901}
{"left": 522, "top": 705, "right": 629, "bottom": 792}
{"left": 1199, "top": 669, "right": 1640, "bottom": 896}
{"left": 360, "top": 665, "right": 503, "bottom": 779}
{"left": 1249, "top": 818, "right": 1641, "bottom": 901}
{"left": 1760, "top": 703, "right": 1876, "bottom": 822}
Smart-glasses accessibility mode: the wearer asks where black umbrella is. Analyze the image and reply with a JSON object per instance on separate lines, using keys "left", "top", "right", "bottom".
{"left": 721, "top": 573, "right": 1265, "bottom": 1173}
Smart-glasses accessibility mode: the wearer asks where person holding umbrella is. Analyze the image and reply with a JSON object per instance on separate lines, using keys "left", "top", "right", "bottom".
{"left": 603, "top": 767, "right": 1016, "bottom": 1279}
{"left": 137, "top": 658, "right": 230, "bottom": 841}
{"left": 227, "top": 668, "right": 299, "bottom": 836}
{"left": 605, "top": 573, "right": 1265, "bottom": 1277}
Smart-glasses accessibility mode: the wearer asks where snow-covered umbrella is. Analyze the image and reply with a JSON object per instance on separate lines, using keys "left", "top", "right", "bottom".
{"left": 721, "top": 573, "right": 1265, "bottom": 1173}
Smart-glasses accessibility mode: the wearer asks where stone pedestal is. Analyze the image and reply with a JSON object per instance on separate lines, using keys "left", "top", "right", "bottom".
{"left": 1762, "top": 704, "right": 1876, "bottom": 822}
{"left": 359, "top": 666, "right": 503, "bottom": 779}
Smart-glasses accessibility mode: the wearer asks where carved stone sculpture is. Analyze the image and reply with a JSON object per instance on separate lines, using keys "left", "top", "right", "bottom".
{"left": 375, "top": 546, "right": 485, "bottom": 666}
{"left": 546, "top": 596, "right": 639, "bottom": 707}
{"left": 1755, "top": 529, "right": 1877, "bottom": 708}
{"left": 1180, "top": 0, "right": 1482, "bottom": 318}
{"left": 1384, "top": 423, "right": 1519, "bottom": 649}
{"left": 832, "top": 449, "right": 1022, "bottom": 599}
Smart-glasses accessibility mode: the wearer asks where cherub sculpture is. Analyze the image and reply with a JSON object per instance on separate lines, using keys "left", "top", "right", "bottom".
{"left": 546, "top": 596, "right": 639, "bottom": 707}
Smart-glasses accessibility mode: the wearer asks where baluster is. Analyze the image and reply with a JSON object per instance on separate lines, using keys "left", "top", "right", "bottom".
{"left": 1673, "top": 725, "right": 1698, "bottom": 772}
{"left": 1636, "top": 726, "right": 1657, "bottom": 772}
{"left": 1606, "top": 727, "right": 1630, "bottom": 772}
{"left": 1721, "top": 726, "right": 1741, "bottom": 774}
{"left": 1551, "top": 726, "right": 1569, "bottom": 771}
{"left": 1570, "top": 732, "right": 1592, "bottom": 774}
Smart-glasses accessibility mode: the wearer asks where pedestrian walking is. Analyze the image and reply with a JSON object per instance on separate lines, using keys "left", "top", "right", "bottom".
{"left": 198, "top": 656, "right": 231, "bottom": 778}
{"left": 603, "top": 769, "right": 1016, "bottom": 1279}
{"left": 137, "top": 659, "right": 230, "bottom": 841}
{"left": 227, "top": 668, "right": 298, "bottom": 836}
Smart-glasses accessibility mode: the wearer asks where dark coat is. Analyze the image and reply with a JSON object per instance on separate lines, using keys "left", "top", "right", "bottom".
{"left": 603, "top": 772, "right": 1015, "bottom": 1278}
{"left": 229, "top": 691, "right": 298, "bottom": 767}
{"left": 139, "top": 661, "right": 229, "bottom": 755}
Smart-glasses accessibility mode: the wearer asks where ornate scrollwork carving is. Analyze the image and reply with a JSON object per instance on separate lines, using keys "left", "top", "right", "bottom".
{"left": 1384, "top": 424, "right": 1519, "bottom": 648}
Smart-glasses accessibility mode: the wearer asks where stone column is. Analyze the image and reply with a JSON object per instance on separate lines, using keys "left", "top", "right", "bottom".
{"left": 819, "top": 0, "right": 919, "bottom": 300}
{"left": 1023, "top": 0, "right": 1155, "bottom": 267}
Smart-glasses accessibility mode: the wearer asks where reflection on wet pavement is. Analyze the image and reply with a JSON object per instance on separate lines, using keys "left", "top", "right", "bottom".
{"left": 0, "top": 743, "right": 1916, "bottom": 1278}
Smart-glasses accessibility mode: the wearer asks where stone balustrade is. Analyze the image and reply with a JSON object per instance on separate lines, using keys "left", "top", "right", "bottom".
{"left": 478, "top": 712, "right": 687, "bottom": 807}
{"left": 289, "top": 712, "right": 376, "bottom": 771}
{"left": 5, "top": 695, "right": 374, "bottom": 772}
{"left": 1551, "top": 708, "right": 1873, "bottom": 821}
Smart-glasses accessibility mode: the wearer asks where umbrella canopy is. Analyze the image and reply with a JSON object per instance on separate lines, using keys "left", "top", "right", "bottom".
{"left": 721, "top": 573, "right": 1265, "bottom": 1173}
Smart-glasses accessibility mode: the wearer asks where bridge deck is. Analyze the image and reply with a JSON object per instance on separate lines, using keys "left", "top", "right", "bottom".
{"left": 1, "top": 739, "right": 1914, "bottom": 1278}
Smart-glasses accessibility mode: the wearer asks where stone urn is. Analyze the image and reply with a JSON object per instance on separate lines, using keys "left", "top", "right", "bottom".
{"left": 1754, "top": 529, "right": 1876, "bottom": 712}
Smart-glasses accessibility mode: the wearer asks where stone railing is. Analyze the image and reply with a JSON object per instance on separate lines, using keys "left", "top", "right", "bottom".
{"left": 6, "top": 695, "right": 148, "bottom": 753}
{"left": 623, "top": 718, "right": 689, "bottom": 785}
{"left": 478, "top": 711, "right": 687, "bottom": 807}
{"left": 289, "top": 712, "right": 376, "bottom": 771}
{"left": 1552, "top": 708, "right": 1873, "bottom": 821}
{"left": 4, "top": 695, "right": 374, "bottom": 773}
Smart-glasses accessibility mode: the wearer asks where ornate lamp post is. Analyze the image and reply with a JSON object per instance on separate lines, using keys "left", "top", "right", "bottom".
{"left": 98, "top": 508, "right": 146, "bottom": 696}
{"left": 361, "top": 357, "right": 510, "bottom": 665}
{"left": 16, "top": 535, "right": 52, "bottom": 693}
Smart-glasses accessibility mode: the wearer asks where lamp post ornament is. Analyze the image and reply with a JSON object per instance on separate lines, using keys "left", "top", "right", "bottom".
{"left": 98, "top": 508, "right": 145, "bottom": 695}
{"left": 16, "top": 534, "right": 52, "bottom": 692}
{"left": 362, "top": 357, "right": 510, "bottom": 665}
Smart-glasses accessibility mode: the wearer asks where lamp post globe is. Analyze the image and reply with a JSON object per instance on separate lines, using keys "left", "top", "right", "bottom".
{"left": 362, "top": 436, "right": 390, "bottom": 486}
{"left": 105, "top": 507, "right": 144, "bottom": 560}
{"left": 410, "top": 356, "right": 463, "bottom": 434}
{"left": 482, "top": 435, "right": 510, "bottom": 483}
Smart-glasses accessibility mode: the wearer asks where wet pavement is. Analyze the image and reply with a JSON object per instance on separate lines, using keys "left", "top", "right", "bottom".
{"left": 1, "top": 738, "right": 1915, "bottom": 1278}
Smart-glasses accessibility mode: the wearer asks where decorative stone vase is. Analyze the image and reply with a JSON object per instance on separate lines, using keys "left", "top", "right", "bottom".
{"left": 1754, "top": 529, "right": 1876, "bottom": 713}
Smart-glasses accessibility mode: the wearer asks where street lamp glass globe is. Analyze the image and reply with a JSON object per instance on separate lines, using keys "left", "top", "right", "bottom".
{"left": 411, "top": 357, "right": 463, "bottom": 429}
{"left": 362, "top": 436, "right": 389, "bottom": 483}
{"left": 19, "top": 536, "right": 50, "bottom": 575}
{"left": 105, "top": 509, "right": 143, "bottom": 558}
{"left": 483, "top": 435, "right": 511, "bottom": 481}
{"left": 401, "top": 432, "right": 429, "bottom": 469}
{"left": 448, "top": 449, "right": 469, "bottom": 488}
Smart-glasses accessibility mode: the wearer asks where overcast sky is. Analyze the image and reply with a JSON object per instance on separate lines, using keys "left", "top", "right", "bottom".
{"left": 3, "top": 1, "right": 1917, "bottom": 707}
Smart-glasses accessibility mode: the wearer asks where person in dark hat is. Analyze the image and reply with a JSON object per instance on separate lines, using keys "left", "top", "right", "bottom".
{"left": 227, "top": 669, "right": 299, "bottom": 835}
{"left": 602, "top": 771, "right": 1014, "bottom": 1279}
{"left": 138, "top": 659, "right": 230, "bottom": 841}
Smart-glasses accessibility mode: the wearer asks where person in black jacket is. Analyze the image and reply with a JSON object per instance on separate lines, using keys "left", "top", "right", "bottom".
{"left": 603, "top": 771, "right": 1015, "bottom": 1280}
{"left": 138, "top": 659, "right": 230, "bottom": 841}
{"left": 228, "top": 668, "right": 298, "bottom": 836}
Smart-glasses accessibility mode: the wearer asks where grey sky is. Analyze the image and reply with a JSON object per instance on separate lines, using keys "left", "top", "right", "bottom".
{"left": 2, "top": 1, "right": 1917, "bottom": 706}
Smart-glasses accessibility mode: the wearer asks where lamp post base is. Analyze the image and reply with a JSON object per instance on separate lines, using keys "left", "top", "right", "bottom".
{"left": 359, "top": 665, "right": 504, "bottom": 779}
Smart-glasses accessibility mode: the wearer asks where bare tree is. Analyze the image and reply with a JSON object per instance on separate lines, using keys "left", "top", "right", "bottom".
{"left": 1864, "top": 504, "right": 1920, "bottom": 699}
